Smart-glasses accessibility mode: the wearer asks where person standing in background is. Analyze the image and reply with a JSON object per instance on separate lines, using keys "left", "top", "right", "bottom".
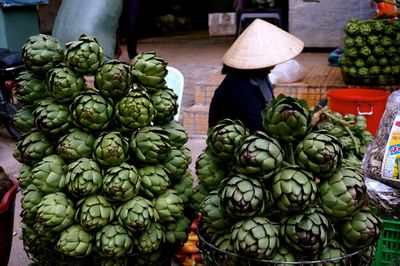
{"left": 208, "top": 19, "right": 304, "bottom": 132}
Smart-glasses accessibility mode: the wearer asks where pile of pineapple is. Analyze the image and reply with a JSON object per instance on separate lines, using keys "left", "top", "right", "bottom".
{"left": 13, "top": 34, "right": 196, "bottom": 265}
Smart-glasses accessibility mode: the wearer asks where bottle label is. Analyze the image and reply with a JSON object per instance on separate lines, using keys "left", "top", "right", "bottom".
{"left": 382, "top": 114, "right": 400, "bottom": 180}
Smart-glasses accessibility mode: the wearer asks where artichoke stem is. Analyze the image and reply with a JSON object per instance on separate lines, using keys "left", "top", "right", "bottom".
{"left": 321, "top": 108, "right": 352, "bottom": 127}
{"left": 343, "top": 124, "right": 360, "bottom": 155}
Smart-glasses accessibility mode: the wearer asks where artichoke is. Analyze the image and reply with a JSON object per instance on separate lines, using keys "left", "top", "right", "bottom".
{"left": 339, "top": 207, "right": 382, "bottom": 251}
{"left": 36, "top": 192, "right": 75, "bottom": 232}
{"left": 65, "top": 158, "right": 103, "bottom": 198}
{"left": 46, "top": 64, "right": 85, "bottom": 103}
{"left": 162, "top": 147, "right": 191, "bottom": 183}
{"left": 116, "top": 196, "right": 158, "bottom": 232}
{"left": 171, "top": 169, "right": 194, "bottom": 205}
{"left": 234, "top": 130, "right": 284, "bottom": 179}
{"left": 21, "top": 34, "right": 64, "bottom": 76}
{"left": 70, "top": 91, "right": 114, "bottom": 132}
{"left": 138, "top": 164, "right": 171, "bottom": 198}
{"left": 200, "top": 192, "right": 231, "bottom": 241}
{"left": 219, "top": 173, "right": 268, "bottom": 218}
{"left": 272, "top": 165, "right": 317, "bottom": 213}
{"left": 65, "top": 34, "right": 104, "bottom": 74}
{"left": 295, "top": 130, "right": 343, "bottom": 178}
{"left": 115, "top": 89, "right": 155, "bottom": 130}
{"left": 33, "top": 98, "right": 71, "bottom": 135}
{"left": 95, "top": 223, "right": 133, "bottom": 257}
{"left": 133, "top": 222, "right": 166, "bottom": 254}
{"left": 30, "top": 154, "right": 66, "bottom": 194}
{"left": 56, "top": 224, "right": 93, "bottom": 258}
{"left": 319, "top": 166, "right": 366, "bottom": 219}
{"left": 14, "top": 71, "right": 46, "bottom": 104}
{"left": 153, "top": 189, "right": 184, "bottom": 223}
{"left": 13, "top": 130, "right": 54, "bottom": 165}
{"left": 164, "top": 216, "right": 191, "bottom": 246}
{"left": 280, "top": 207, "right": 330, "bottom": 257}
{"left": 130, "top": 51, "right": 168, "bottom": 89}
{"left": 262, "top": 94, "right": 312, "bottom": 142}
{"left": 151, "top": 87, "right": 178, "bottom": 124}
{"left": 75, "top": 195, "right": 115, "bottom": 231}
{"left": 20, "top": 184, "right": 44, "bottom": 222}
{"left": 56, "top": 128, "right": 96, "bottom": 161}
{"left": 17, "top": 164, "right": 32, "bottom": 190}
{"left": 158, "top": 120, "right": 188, "bottom": 148}
{"left": 95, "top": 59, "right": 132, "bottom": 99}
{"left": 102, "top": 162, "right": 141, "bottom": 202}
{"left": 206, "top": 118, "right": 250, "bottom": 162}
{"left": 195, "top": 148, "right": 228, "bottom": 192}
{"left": 271, "top": 245, "right": 297, "bottom": 263}
{"left": 231, "top": 217, "right": 279, "bottom": 259}
{"left": 12, "top": 105, "right": 35, "bottom": 133}
{"left": 313, "top": 240, "right": 347, "bottom": 266}
{"left": 130, "top": 126, "right": 172, "bottom": 164}
{"left": 92, "top": 131, "right": 130, "bottom": 166}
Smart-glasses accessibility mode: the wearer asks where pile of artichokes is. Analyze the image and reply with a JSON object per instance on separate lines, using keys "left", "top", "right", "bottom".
{"left": 14, "top": 34, "right": 196, "bottom": 265}
{"left": 195, "top": 94, "right": 381, "bottom": 264}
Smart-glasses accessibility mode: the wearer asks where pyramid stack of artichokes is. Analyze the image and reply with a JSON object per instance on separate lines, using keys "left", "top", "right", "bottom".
{"left": 14, "top": 34, "right": 195, "bottom": 265}
{"left": 194, "top": 94, "right": 381, "bottom": 264}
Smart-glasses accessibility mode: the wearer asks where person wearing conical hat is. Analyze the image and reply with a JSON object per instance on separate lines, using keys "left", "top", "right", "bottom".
{"left": 208, "top": 18, "right": 304, "bottom": 132}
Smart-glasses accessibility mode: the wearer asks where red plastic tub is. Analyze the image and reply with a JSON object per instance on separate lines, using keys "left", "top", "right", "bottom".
{"left": 327, "top": 88, "right": 390, "bottom": 136}
{"left": 0, "top": 178, "right": 19, "bottom": 266}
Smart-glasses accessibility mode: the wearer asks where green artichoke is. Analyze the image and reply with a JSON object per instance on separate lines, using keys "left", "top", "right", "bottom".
{"left": 195, "top": 148, "right": 228, "bottom": 192}
{"left": 70, "top": 91, "right": 114, "bottom": 132}
{"left": 153, "top": 189, "right": 184, "bottom": 223}
{"left": 20, "top": 184, "right": 44, "bottom": 222}
{"left": 17, "top": 164, "right": 32, "bottom": 190}
{"left": 133, "top": 222, "right": 166, "bottom": 254}
{"left": 313, "top": 239, "right": 346, "bottom": 266}
{"left": 130, "top": 126, "right": 172, "bottom": 164}
{"left": 102, "top": 162, "right": 141, "bottom": 202}
{"left": 31, "top": 154, "right": 66, "bottom": 194}
{"left": 234, "top": 130, "right": 284, "bottom": 179}
{"left": 164, "top": 216, "right": 191, "bottom": 245}
{"left": 130, "top": 51, "right": 168, "bottom": 89}
{"left": 13, "top": 130, "right": 54, "bottom": 165}
{"left": 171, "top": 169, "right": 194, "bottom": 205}
{"left": 65, "top": 34, "right": 104, "bottom": 74}
{"left": 271, "top": 245, "right": 297, "bottom": 263}
{"left": 21, "top": 34, "right": 64, "bottom": 76}
{"left": 162, "top": 147, "right": 191, "bottom": 183}
{"left": 14, "top": 71, "right": 46, "bottom": 104}
{"left": 56, "top": 128, "right": 96, "bottom": 161}
{"left": 339, "top": 207, "right": 382, "bottom": 250}
{"left": 46, "top": 64, "right": 85, "bottom": 103}
{"left": 206, "top": 118, "right": 250, "bottom": 162}
{"left": 158, "top": 120, "right": 188, "bottom": 148}
{"left": 75, "top": 195, "right": 115, "bottom": 231}
{"left": 12, "top": 105, "right": 35, "bottom": 133}
{"left": 262, "top": 94, "right": 312, "bottom": 142}
{"left": 272, "top": 165, "right": 317, "bottom": 213}
{"left": 33, "top": 98, "right": 71, "bottom": 135}
{"left": 319, "top": 166, "right": 366, "bottom": 219}
{"left": 116, "top": 195, "right": 158, "bottom": 232}
{"left": 280, "top": 207, "right": 330, "bottom": 257}
{"left": 95, "top": 59, "right": 132, "bottom": 99}
{"left": 36, "top": 192, "right": 75, "bottom": 232}
{"left": 200, "top": 192, "right": 231, "bottom": 241}
{"left": 151, "top": 87, "right": 178, "bottom": 124}
{"left": 219, "top": 173, "right": 268, "bottom": 218}
{"left": 295, "top": 130, "right": 343, "bottom": 178}
{"left": 115, "top": 89, "right": 155, "bottom": 130}
{"left": 95, "top": 223, "right": 133, "bottom": 257}
{"left": 231, "top": 217, "right": 279, "bottom": 259}
{"left": 138, "top": 164, "right": 171, "bottom": 198}
{"left": 57, "top": 224, "right": 93, "bottom": 258}
{"left": 92, "top": 131, "right": 130, "bottom": 166}
{"left": 65, "top": 158, "right": 103, "bottom": 198}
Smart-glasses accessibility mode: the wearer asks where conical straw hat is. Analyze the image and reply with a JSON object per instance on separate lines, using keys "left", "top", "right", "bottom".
{"left": 222, "top": 19, "right": 304, "bottom": 69}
